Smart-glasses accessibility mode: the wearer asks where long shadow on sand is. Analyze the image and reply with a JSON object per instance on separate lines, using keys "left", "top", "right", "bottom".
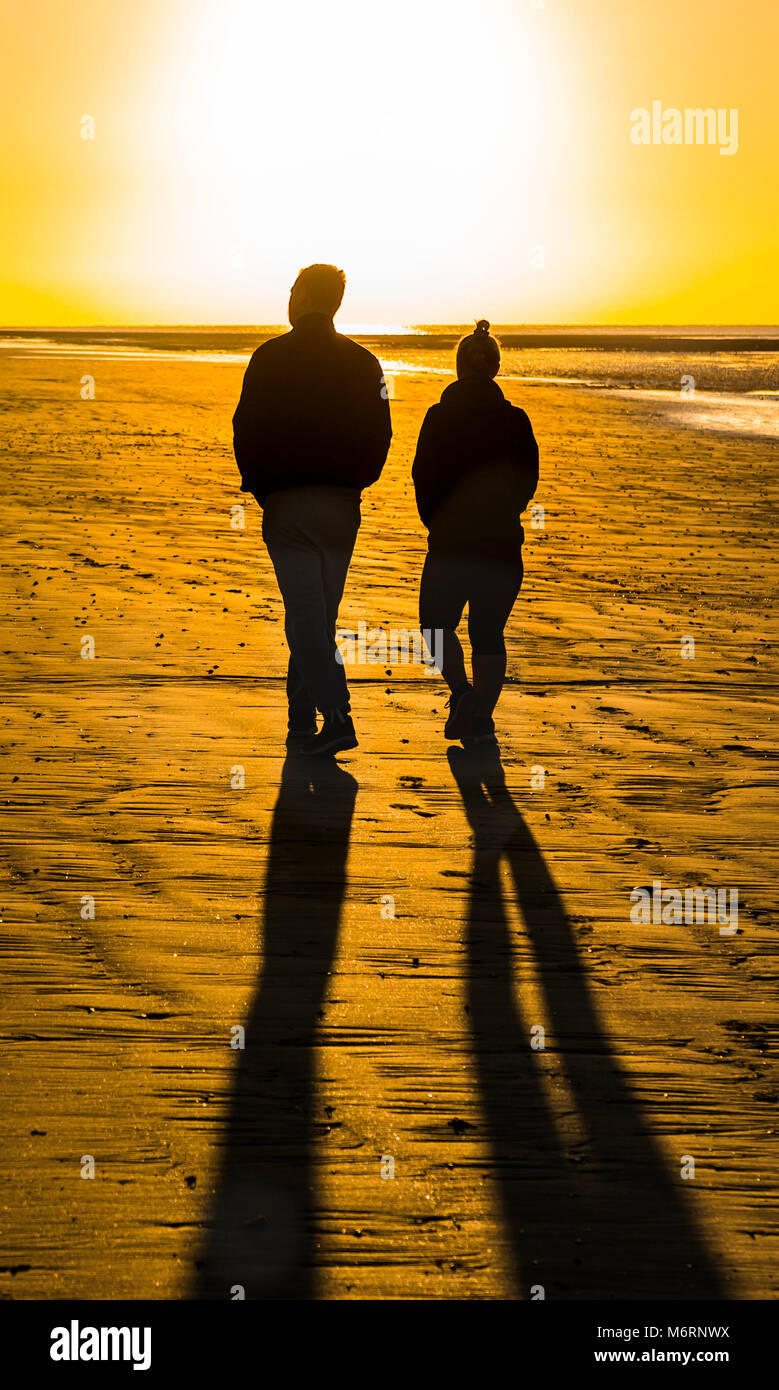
{"left": 196, "top": 750, "right": 357, "bottom": 1299}
{"left": 447, "top": 743, "right": 725, "bottom": 1299}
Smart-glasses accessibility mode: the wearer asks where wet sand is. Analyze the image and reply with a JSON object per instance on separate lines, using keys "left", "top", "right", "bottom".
{"left": 0, "top": 352, "right": 776, "bottom": 1299}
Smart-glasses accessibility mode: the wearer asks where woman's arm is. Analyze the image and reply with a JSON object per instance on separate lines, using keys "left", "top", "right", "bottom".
{"left": 511, "top": 408, "right": 540, "bottom": 509}
{"left": 411, "top": 408, "right": 440, "bottom": 526}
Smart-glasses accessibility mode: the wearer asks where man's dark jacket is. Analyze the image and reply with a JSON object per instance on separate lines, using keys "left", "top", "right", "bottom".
{"left": 233, "top": 314, "right": 392, "bottom": 504}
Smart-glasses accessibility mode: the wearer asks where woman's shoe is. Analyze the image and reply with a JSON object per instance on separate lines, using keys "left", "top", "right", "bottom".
{"left": 444, "top": 683, "right": 476, "bottom": 739}
{"left": 464, "top": 715, "right": 497, "bottom": 745}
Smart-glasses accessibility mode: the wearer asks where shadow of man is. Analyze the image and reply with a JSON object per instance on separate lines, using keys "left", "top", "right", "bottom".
{"left": 196, "top": 750, "right": 357, "bottom": 1299}
{"left": 447, "top": 743, "right": 725, "bottom": 1300}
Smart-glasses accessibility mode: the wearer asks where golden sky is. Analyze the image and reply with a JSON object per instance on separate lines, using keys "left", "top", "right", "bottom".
{"left": 1, "top": 0, "right": 776, "bottom": 325}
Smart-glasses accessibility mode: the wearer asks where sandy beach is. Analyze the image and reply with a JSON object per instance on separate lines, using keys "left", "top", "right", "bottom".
{"left": 0, "top": 347, "right": 776, "bottom": 1300}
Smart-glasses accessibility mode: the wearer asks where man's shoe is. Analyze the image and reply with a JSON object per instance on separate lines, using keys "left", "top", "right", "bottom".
{"left": 464, "top": 715, "right": 497, "bottom": 745}
{"left": 286, "top": 707, "right": 317, "bottom": 744}
{"left": 444, "top": 683, "right": 475, "bottom": 740}
{"left": 301, "top": 710, "right": 357, "bottom": 757}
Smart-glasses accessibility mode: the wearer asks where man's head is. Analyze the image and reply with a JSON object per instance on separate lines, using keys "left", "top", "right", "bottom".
{"left": 288, "top": 264, "right": 346, "bottom": 326}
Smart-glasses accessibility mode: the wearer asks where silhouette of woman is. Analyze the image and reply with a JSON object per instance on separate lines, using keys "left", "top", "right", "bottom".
{"left": 413, "top": 321, "right": 539, "bottom": 743}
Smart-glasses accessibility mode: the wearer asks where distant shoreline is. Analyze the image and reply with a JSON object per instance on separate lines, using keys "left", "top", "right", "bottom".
{"left": 1, "top": 326, "right": 778, "bottom": 354}
{"left": 2, "top": 327, "right": 776, "bottom": 410}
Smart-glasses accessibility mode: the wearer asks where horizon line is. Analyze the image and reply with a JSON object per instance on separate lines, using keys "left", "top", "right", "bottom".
{"left": 1, "top": 322, "right": 777, "bottom": 333}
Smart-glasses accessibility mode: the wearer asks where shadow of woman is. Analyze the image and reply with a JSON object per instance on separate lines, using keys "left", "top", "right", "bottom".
{"left": 447, "top": 743, "right": 725, "bottom": 1300}
{"left": 195, "top": 750, "right": 357, "bottom": 1300}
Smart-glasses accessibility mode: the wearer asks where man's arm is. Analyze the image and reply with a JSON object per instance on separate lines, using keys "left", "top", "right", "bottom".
{"left": 232, "top": 349, "right": 270, "bottom": 493}
{"left": 354, "top": 356, "right": 392, "bottom": 487}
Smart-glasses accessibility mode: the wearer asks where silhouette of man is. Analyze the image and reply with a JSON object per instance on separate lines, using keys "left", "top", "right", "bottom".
{"left": 233, "top": 265, "right": 392, "bottom": 754}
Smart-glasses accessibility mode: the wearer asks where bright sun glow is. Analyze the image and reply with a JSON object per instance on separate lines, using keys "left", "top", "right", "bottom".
{"left": 1, "top": 0, "right": 777, "bottom": 323}
{"left": 131, "top": 0, "right": 569, "bottom": 321}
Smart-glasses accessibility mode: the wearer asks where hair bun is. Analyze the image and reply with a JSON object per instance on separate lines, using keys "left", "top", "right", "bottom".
{"left": 475, "top": 319, "right": 490, "bottom": 334}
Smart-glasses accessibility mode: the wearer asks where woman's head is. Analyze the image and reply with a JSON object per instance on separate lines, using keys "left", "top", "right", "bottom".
{"left": 456, "top": 319, "right": 501, "bottom": 380}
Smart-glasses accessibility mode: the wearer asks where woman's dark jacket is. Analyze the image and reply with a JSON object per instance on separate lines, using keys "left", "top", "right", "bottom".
{"left": 412, "top": 378, "right": 539, "bottom": 552}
